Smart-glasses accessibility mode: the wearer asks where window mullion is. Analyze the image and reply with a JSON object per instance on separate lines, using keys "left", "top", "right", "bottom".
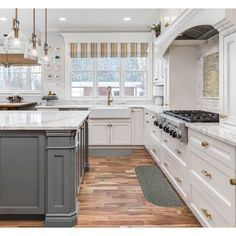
{"left": 94, "top": 58, "right": 98, "bottom": 98}
{"left": 120, "top": 58, "right": 124, "bottom": 98}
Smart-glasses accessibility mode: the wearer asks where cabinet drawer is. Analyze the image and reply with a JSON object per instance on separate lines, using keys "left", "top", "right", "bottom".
{"left": 190, "top": 146, "right": 236, "bottom": 225}
{"left": 161, "top": 151, "right": 188, "bottom": 200}
{"left": 162, "top": 132, "right": 187, "bottom": 171}
{"left": 189, "top": 129, "right": 235, "bottom": 169}
{"left": 151, "top": 126, "right": 161, "bottom": 141}
{"left": 149, "top": 135, "right": 162, "bottom": 164}
{"left": 190, "top": 184, "right": 229, "bottom": 227}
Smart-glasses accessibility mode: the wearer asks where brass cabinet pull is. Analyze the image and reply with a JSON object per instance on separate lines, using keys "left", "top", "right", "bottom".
{"left": 175, "top": 177, "right": 182, "bottom": 184}
{"left": 152, "top": 116, "right": 155, "bottom": 119}
{"left": 230, "top": 179, "right": 236, "bottom": 185}
{"left": 145, "top": 112, "right": 149, "bottom": 115}
{"left": 219, "top": 114, "right": 227, "bottom": 118}
{"left": 132, "top": 110, "right": 134, "bottom": 113}
{"left": 201, "top": 141, "right": 209, "bottom": 147}
{"left": 201, "top": 170, "right": 212, "bottom": 178}
{"left": 201, "top": 208, "right": 212, "bottom": 219}
{"left": 176, "top": 149, "right": 181, "bottom": 155}
{"left": 163, "top": 139, "right": 168, "bottom": 143}
{"left": 146, "top": 121, "right": 150, "bottom": 123}
{"left": 164, "top": 162, "right": 168, "bottom": 167}
{"left": 153, "top": 130, "right": 156, "bottom": 133}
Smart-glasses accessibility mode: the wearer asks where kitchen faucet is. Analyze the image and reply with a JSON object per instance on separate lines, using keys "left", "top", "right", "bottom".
{"left": 107, "top": 86, "right": 113, "bottom": 106}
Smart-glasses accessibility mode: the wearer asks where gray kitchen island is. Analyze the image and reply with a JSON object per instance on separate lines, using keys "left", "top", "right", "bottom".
{"left": 0, "top": 110, "right": 89, "bottom": 227}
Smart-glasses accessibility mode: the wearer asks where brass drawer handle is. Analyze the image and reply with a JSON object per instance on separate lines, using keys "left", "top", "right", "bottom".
{"left": 175, "top": 177, "right": 182, "bottom": 184}
{"left": 201, "top": 208, "right": 212, "bottom": 219}
{"left": 164, "top": 162, "right": 168, "bottom": 167}
{"left": 152, "top": 116, "right": 155, "bottom": 119}
{"left": 163, "top": 139, "right": 168, "bottom": 143}
{"left": 176, "top": 149, "right": 181, "bottom": 155}
{"left": 146, "top": 121, "right": 150, "bottom": 123}
{"left": 145, "top": 112, "right": 149, "bottom": 115}
{"left": 201, "top": 170, "right": 212, "bottom": 178}
{"left": 219, "top": 114, "right": 227, "bottom": 118}
{"left": 230, "top": 179, "right": 236, "bottom": 185}
{"left": 201, "top": 141, "right": 209, "bottom": 147}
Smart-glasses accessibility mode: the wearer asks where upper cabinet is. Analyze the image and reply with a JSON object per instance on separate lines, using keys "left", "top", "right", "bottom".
{"left": 220, "top": 32, "right": 236, "bottom": 128}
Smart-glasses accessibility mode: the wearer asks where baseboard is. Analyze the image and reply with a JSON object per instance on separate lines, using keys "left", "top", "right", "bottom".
{"left": 89, "top": 145, "right": 145, "bottom": 150}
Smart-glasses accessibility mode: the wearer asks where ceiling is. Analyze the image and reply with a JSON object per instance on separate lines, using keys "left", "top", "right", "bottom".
{"left": 0, "top": 9, "right": 160, "bottom": 39}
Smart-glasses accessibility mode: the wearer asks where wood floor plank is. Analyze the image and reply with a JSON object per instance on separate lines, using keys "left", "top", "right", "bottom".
{"left": 77, "top": 149, "right": 201, "bottom": 227}
{"left": 0, "top": 149, "right": 201, "bottom": 227}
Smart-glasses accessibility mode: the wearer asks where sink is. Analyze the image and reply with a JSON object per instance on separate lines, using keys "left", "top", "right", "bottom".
{"left": 89, "top": 106, "right": 131, "bottom": 119}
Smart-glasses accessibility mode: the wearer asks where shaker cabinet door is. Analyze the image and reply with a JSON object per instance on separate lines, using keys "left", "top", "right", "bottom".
{"left": 222, "top": 32, "right": 236, "bottom": 127}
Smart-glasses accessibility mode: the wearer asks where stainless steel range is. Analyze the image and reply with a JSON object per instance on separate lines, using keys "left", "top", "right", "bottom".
{"left": 154, "top": 110, "right": 219, "bottom": 143}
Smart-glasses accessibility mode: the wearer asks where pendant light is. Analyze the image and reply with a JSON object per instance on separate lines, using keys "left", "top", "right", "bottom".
{"left": 24, "top": 9, "right": 41, "bottom": 59}
{"left": 39, "top": 8, "right": 50, "bottom": 64}
{"left": 4, "top": 9, "right": 29, "bottom": 53}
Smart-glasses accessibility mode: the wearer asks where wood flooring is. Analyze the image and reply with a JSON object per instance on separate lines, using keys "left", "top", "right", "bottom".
{"left": 0, "top": 149, "right": 200, "bottom": 228}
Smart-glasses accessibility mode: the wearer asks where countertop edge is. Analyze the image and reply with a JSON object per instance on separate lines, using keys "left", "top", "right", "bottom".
{"left": 186, "top": 123, "right": 236, "bottom": 147}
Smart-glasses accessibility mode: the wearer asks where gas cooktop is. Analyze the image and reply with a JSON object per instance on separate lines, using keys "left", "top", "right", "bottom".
{"left": 163, "top": 110, "right": 219, "bottom": 123}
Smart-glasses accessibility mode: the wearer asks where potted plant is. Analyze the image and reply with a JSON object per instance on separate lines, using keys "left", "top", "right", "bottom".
{"left": 151, "top": 23, "right": 161, "bottom": 38}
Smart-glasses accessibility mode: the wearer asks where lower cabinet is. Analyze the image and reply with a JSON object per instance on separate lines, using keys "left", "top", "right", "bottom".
{"left": 89, "top": 119, "right": 131, "bottom": 145}
{"left": 0, "top": 132, "right": 45, "bottom": 214}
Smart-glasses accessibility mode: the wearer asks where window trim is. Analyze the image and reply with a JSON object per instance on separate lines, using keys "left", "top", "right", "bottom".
{"left": 69, "top": 56, "right": 152, "bottom": 100}
{"left": 62, "top": 32, "right": 153, "bottom": 101}
{"left": 0, "top": 65, "right": 42, "bottom": 94}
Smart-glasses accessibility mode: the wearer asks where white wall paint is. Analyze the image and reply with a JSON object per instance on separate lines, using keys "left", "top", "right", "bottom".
{"left": 196, "top": 36, "right": 219, "bottom": 113}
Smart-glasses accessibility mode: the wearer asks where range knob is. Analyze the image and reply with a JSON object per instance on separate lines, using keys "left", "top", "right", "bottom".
{"left": 165, "top": 126, "right": 170, "bottom": 133}
{"left": 154, "top": 120, "right": 159, "bottom": 126}
{"left": 159, "top": 123, "right": 163, "bottom": 129}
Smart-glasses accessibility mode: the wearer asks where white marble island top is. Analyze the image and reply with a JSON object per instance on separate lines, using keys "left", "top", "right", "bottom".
{"left": 186, "top": 123, "right": 236, "bottom": 147}
{"left": 0, "top": 111, "right": 90, "bottom": 130}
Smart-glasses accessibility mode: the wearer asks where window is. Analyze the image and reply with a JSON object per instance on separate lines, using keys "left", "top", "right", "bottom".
{"left": 98, "top": 58, "right": 120, "bottom": 97}
{"left": 124, "top": 58, "right": 147, "bottom": 97}
{"left": 69, "top": 42, "right": 150, "bottom": 98}
{"left": 70, "top": 57, "right": 149, "bottom": 98}
{"left": 71, "top": 58, "right": 94, "bottom": 97}
{"left": 0, "top": 65, "right": 41, "bottom": 93}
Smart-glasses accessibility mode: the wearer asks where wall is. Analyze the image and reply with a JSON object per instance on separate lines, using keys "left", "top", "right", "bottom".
{"left": 0, "top": 32, "right": 154, "bottom": 106}
{"left": 196, "top": 35, "right": 219, "bottom": 113}
{"left": 0, "top": 33, "right": 66, "bottom": 103}
{"left": 167, "top": 44, "right": 198, "bottom": 110}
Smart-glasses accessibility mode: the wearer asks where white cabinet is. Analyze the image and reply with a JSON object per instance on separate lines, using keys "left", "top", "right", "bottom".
{"left": 89, "top": 119, "right": 131, "bottom": 146}
{"left": 131, "top": 108, "right": 144, "bottom": 145}
{"left": 89, "top": 121, "right": 110, "bottom": 145}
{"left": 221, "top": 32, "right": 236, "bottom": 128}
{"left": 110, "top": 122, "right": 132, "bottom": 145}
{"left": 153, "top": 56, "right": 167, "bottom": 85}
{"left": 188, "top": 128, "right": 236, "bottom": 227}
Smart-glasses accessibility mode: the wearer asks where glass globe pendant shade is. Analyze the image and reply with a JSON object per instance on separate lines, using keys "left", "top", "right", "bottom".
{"left": 4, "top": 30, "right": 29, "bottom": 53}
{"left": 24, "top": 41, "right": 41, "bottom": 60}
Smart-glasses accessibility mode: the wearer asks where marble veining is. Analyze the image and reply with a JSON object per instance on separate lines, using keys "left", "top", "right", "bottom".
{"left": 0, "top": 111, "right": 89, "bottom": 130}
{"left": 186, "top": 123, "right": 236, "bottom": 147}
{"left": 36, "top": 104, "right": 163, "bottom": 115}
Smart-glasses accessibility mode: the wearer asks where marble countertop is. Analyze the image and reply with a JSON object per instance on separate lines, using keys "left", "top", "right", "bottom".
{"left": 36, "top": 104, "right": 163, "bottom": 115}
{"left": 0, "top": 111, "right": 90, "bottom": 130}
{"left": 186, "top": 123, "right": 236, "bottom": 147}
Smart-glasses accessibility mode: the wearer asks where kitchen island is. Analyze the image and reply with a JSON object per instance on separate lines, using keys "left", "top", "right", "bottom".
{"left": 0, "top": 111, "right": 89, "bottom": 227}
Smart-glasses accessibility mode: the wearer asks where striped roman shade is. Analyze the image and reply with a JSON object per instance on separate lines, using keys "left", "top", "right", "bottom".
{"left": 70, "top": 42, "right": 149, "bottom": 58}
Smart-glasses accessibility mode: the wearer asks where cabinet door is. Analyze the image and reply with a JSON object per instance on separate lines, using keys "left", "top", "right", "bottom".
{"left": 222, "top": 32, "right": 236, "bottom": 127}
{"left": 89, "top": 121, "right": 110, "bottom": 145}
{"left": 131, "top": 109, "right": 144, "bottom": 145}
{"left": 110, "top": 122, "right": 132, "bottom": 145}
{"left": 0, "top": 133, "right": 45, "bottom": 214}
{"left": 163, "top": 59, "right": 170, "bottom": 110}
